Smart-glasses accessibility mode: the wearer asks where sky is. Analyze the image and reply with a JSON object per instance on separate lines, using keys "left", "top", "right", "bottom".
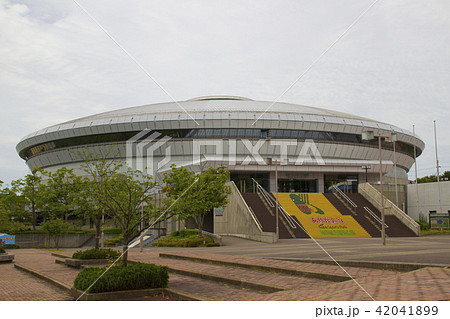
{"left": 1, "top": 0, "right": 450, "bottom": 186}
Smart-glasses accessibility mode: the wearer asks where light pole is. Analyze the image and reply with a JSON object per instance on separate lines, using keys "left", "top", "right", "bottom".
{"left": 362, "top": 165, "right": 371, "bottom": 183}
{"left": 391, "top": 132, "right": 399, "bottom": 208}
{"left": 362, "top": 131, "right": 388, "bottom": 245}
{"left": 274, "top": 159, "right": 279, "bottom": 242}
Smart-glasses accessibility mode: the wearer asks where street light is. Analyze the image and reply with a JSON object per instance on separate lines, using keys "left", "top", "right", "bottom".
{"left": 362, "top": 130, "right": 392, "bottom": 246}
{"left": 362, "top": 165, "right": 371, "bottom": 182}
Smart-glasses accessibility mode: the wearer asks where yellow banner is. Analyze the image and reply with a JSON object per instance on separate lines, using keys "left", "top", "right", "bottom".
{"left": 275, "top": 193, "right": 371, "bottom": 238}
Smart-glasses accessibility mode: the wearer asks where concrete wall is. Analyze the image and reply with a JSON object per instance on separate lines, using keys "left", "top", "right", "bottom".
{"left": 15, "top": 233, "right": 117, "bottom": 248}
{"left": 359, "top": 183, "right": 420, "bottom": 236}
{"left": 371, "top": 183, "right": 407, "bottom": 212}
{"left": 214, "top": 182, "right": 276, "bottom": 243}
{"left": 407, "top": 181, "right": 450, "bottom": 222}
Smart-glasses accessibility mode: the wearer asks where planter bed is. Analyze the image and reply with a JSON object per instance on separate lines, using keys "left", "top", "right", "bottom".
{"left": 0, "top": 253, "right": 14, "bottom": 263}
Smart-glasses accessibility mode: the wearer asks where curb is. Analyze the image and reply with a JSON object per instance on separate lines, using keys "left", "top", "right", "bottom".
{"left": 159, "top": 253, "right": 349, "bottom": 282}
{"left": 71, "top": 287, "right": 205, "bottom": 301}
{"left": 167, "top": 267, "right": 284, "bottom": 293}
{"left": 269, "top": 258, "right": 450, "bottom": 272}
{"left": 14, "top": 263, "right": 72, "bottom": 292}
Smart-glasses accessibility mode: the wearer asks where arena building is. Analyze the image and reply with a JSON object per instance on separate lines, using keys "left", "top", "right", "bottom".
{"left": 17, "top": 96, "right": 424, "bottom": 193}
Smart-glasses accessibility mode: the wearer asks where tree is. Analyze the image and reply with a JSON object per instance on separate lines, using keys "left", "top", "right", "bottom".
{"left": 417, "top": 171, "right": 450, "bottom": 184}
{"left": 163, "top": 165, "right": 231, "bottom": 237}
{"left": 41, "top": 218, "right": 72, "bottom": 249}
{"left": 10, "top": 169, "right": 46, "bottom": 230}
{"left": 98, "top": 166, "right": 157, "bottom": 266}
{"left": 40, "top": 167, "right": 82, "bottom": 220}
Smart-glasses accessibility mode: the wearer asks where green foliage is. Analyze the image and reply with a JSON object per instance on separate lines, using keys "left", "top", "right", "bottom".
{"left": 103, "top": 228, "right": 122, "bottom": 234}
{"left": 73, "top": 263, "right": 169, "bottom": 293}
{"left": 0, "top": 220, "right": 30, "bottom": 234}
{"left": 40, "top": 168, "right": 82, "bottom": 219}
{"left": 417, "top": 171, "right": 450, "bottom": 183}
{"left": 41, "top": 218, "right": 72, "bottom": 248}
{"left": 416, "top": 220, "right": 430, "bottom": 230}
{"left": 72, "top": 248, "right": 120, "bottom": 260}
{"left": 1, "top": 244, "right": 20, "bottom": 249}
{"left": 0, "top": 247, "right": 5, "bottom": 253}
{"left": 171, "top": 229, "right": 198, "bottom": 238}
{"left": 104, "top": 234, "right": 123, "bottom": 246}
{"left": 162, "top": 165, "right": 231, "bottom": 236}
{"left": 153, "top": 233, "right": 219, "bottom": 247}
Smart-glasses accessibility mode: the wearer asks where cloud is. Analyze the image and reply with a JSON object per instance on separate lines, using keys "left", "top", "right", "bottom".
{"left": 1, "top": 0, "right": 450, "bottom": 184}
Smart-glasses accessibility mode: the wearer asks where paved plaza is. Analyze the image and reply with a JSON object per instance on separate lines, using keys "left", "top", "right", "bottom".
{"left": 0, "top": 235, "right": 449, "bottom": 301}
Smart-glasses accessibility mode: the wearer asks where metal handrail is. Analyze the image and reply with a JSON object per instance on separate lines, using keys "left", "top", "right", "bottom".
{"left": 332, "top": 185, "right": 357, "bottom": 208}
{"left": 252, "top": 178, "right": 297, "bottom": 229}
{"left": 364, "top": 206, "right": 389, "bottom": 228}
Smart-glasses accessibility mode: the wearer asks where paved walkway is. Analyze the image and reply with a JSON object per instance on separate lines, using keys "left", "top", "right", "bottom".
{"left": 1, "top": 235, "right": 449, "bottom": 301}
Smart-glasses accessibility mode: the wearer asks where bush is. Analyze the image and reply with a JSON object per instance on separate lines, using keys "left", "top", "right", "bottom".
{"left": 104, "top": 234, "right": 123, "bottom": 246}
{"left": 153, "top": 234, "right": 219, "bottom": 247}
{"left": 171, "top": 229, "right": 198, "bottom": 238}
{"left": 72, "top": 248, "right": 121, "bottom": 260}
{"left": 73, "top": 263, "right": 169, "bottom": 293}
{"left": 103, "top": 228, "right": 123, "bottom": 234}
{"left": 0, "top": 247, "right": 5, "bottom": 253}
{"left": 2, "top": 244, "right": 20, "bottom": 249}
{"left": 416, "top": 220, "right": 430, "bottom": 231}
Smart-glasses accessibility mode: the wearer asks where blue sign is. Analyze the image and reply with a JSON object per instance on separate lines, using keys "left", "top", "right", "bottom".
{"left": 0, "top": 233, "right": 16, "bottom": 245}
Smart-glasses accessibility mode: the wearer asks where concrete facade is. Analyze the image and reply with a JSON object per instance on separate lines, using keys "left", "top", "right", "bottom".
{"left": 407, "top": 181, "right": 450, "bottom": 222}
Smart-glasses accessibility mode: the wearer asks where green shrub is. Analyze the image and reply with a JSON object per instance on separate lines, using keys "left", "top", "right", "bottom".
{"left": 73, "top": 263, "right": 169, "bottom": 293}
{"left": 416, "top": 220, "right": 430, "bottom": 230}
{"left": 72, "top": 248, "right": 121, "bottom": 260}
{"left": 171, "top": 229, "right": 198, "bottom": 238}
{"left": 104, "top": 234, "right": 123, "bottom": 246}
{"left": 2, "top": 244, "right": 20, "bottom": 249}
{"left": 103, "top": 228, "right": 123, "bottom": 234}
{"left": 153, "top": 234, "right": 219, "bottom": 247}
{"left": 0, "top": 247, "right": 5, "bottom": 253}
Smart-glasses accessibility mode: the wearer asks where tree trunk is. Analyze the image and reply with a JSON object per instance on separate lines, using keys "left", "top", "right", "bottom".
{"left": 32, "top": 201, "right": 36, "bottom": 231}
{"left": 122, "top": 238, "right": 128, "bottom": 267}
{"left": 94, "top": 215, "right": 101, "bottom": 249}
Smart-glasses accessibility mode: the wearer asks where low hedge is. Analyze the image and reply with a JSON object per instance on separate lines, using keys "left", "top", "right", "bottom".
{"left": 73, "top": 263, "right": 169, "bottom": 293}
{"left": 153, "top": 235, "right": 219, "bottom": 247}
{"left": 1, "top": 244, "right": 20, "bottom": 249}
{"left": 0, "top": 248, "right": 5, "bottom": 253}
{"left": 72, "top": 248, "right": 121, "bottom": 260}
{"left": 104, "top": 234, "right": 123, "bottom": 246}
{"left": 171, "top": 229, "right": 198, "bottom": 238}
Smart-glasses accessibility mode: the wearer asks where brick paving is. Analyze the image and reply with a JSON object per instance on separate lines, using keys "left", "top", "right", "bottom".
{"left": 0, "top": 261, "right": 71, "bottom": 301}
{"left": 2, "top": 235, "right": 450, "bottom": 301}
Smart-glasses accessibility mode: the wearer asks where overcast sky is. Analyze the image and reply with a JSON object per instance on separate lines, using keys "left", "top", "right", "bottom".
{"left": 1, "top": 0, "right": 449, "bottom": 186}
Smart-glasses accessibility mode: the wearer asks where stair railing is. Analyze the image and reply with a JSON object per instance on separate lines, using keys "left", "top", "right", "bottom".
{"left": 248, "top": 206, "right": 263, "bottom": 230}
{"left": 332, "top": 185, "right": 357, "bottom": 214}
{"left": 252, "top": 178, "right": 298, "bottom": 229}
{"left": 363, "top": 206, "right": 389, "bottom": 228}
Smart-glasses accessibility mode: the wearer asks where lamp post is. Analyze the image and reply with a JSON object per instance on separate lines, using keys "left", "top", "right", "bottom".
{"left": 274, "top": 159, "right": 279, "bottom": 241}
{"left": 362, "top": 131, "right": 388, "bottom": 245}
{"left": 390, "top": 132, "right": 399, "bottom": 208}
{"left": 362, "top": 165, "right": 371, "bottom": 182}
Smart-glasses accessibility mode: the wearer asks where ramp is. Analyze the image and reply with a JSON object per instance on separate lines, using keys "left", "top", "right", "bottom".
{"left": 275, "top": 193, "right": 371, "bottom": 238}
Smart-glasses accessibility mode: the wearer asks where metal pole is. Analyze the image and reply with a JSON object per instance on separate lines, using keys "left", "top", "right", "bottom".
{"left": 434, "top": 120, "right": 443, "bottom": 213}
{"left": 379, "top": 135, "right": 386, "bottom": 245}
{"left": 413, "top": 125, "right": 420, "bottom": 218}
{"left": 393, "top": 138, "right": 398, "bottom": 207}
{"left": 275, "top": 161, "right": 279, "bottom": 241}
{"left": 140, "top": 201, "right": 144, "bottom": 252}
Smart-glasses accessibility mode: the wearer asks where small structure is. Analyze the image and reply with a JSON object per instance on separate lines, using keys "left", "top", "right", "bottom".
{"left": 0, "top": 233, "right": 15, "bottom": 263}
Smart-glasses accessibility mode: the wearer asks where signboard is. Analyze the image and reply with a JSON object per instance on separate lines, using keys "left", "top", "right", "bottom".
{"left": 429, "top": 213, "right": 450, "bottom": 229}
{"left": 214, "top": 208, "right": 224, "bottom": 217}
{"left": 0, "top": 233, "right": 16, "bottom": 245}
